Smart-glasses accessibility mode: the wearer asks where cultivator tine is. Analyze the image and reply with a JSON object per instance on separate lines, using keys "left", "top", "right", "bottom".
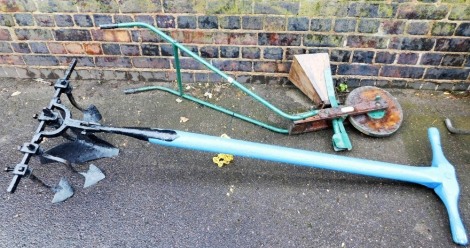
{"left": 79, "top": 164, "right": 105, "bottom": 188}
{"left": 83, "top": 104, "right": 102, "bottom": 122}
{"left": 51, "top": 178, "right": 74, "bottom": 203}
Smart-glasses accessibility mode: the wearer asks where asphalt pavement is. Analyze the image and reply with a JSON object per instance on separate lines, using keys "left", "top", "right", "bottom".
{"left": 0, "top": 77, "right": 469, "bottom": 248}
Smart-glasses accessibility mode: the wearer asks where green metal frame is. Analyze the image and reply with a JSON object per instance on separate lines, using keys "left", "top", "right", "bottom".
{"left": 100, "top": 22, "right": 353, "bottom": 149}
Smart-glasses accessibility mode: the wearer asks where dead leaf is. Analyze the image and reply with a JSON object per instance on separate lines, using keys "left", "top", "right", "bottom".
{"left": 180, "top": 117, "right": 189, "bottom": 123}
{"left": 204, "top": 92, "right": 213, "bottom": 99}
{"left": 11, "top": 91, "right": 21, "bottom": 97}
{"left": 176, "top": 98, "right": 183, "bottom": 103}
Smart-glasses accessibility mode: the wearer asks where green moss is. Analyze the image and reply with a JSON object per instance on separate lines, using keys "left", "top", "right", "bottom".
{"left": 378, "top": 3, "right": 396, "bottom": 18}
{"left": 205, "top": 0, "right": 252, "bottom": 14}
{"left": 449, "top": 5, "right": 470, "bottom": 20}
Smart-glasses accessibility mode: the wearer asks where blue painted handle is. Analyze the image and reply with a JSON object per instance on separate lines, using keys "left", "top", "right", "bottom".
{"left": 428, "top": 128, "right": 468, "bottom": 245}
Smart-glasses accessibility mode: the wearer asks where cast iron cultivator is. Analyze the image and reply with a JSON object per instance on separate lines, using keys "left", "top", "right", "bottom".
{"left": 5, "top": 60, "right": 468, "bottom": 245}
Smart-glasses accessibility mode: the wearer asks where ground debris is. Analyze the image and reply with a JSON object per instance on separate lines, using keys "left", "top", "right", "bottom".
{"left": 11, "top": 91, "right": 21, "bottom": 97}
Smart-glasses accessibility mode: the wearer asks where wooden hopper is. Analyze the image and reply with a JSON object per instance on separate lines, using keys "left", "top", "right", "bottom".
{"left": 288, "top": 53, "right": 331, "bottom": 107}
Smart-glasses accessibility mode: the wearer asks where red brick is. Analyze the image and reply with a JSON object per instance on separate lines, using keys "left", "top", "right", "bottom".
{"left": 170, "top": 30, "right": 213, "bottom": 44}
{"left": 92, "top": 30, "right": 131, "bottom": 42}
{"left": 0, "top": 55, "right": 25, "bottom": 65}
{"left": 0, "top": 29, "right": 11, "bottom": 40}
{"left": 84, "top": 43, "right": 102, "bottom": 55}
{"left": 48, "top": 43, "right": 67, "bottom": 54}
{"left": 214, "top": 32, "right": 257, "bottom": 45}
{"left": 64, "top": 43, "right": 84, "bottom": 54}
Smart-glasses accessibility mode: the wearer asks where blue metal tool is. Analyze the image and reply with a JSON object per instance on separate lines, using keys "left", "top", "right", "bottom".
{"left": 5, "top": 60, "right": 467, "bottom": 245}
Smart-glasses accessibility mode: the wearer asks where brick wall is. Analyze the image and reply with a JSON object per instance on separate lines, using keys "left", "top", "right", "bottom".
{"left": 0, "top": 0, "right": 469, "bottom": 91}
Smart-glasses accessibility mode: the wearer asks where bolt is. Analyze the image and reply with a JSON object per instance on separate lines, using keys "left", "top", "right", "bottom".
{"left": 375, "top": 95, "right": 381, "bottom": 101}
{"left": 27, "top": 144, "right": 35, "bottom": 150}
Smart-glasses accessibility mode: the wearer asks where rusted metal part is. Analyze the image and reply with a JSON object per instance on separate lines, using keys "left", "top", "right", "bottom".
{"left": 346, "top": 86, "right": 403, "bottom": 137}
{"left": 289, "top": 99, "right": 389, "bottom": 135}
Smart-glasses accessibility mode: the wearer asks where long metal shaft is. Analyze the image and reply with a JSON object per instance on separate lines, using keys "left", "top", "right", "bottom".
{"left": 149, "top": 128, "right": 467, "bottom": 245}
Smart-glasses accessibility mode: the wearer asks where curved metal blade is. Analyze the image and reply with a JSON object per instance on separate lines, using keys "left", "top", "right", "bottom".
{"left": 51, "top": 177, "right": 74, "bottom": 203}
{"left": 79, "top": 164, "right": 105, "bottom": 188}
{"left": 83, "top": 104, "right": 102, "bottom": 122}
{"left": 40, "top": 134, "right": 119, "bottom": 164}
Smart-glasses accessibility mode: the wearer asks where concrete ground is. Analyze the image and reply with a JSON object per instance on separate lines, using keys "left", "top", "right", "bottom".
{"left": 0, "top": 76, "right": 469, "bottom": 248}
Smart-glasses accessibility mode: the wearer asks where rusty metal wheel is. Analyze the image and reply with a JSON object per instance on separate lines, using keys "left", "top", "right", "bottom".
{"left": 345, "top": 86, "right": 403, "bottom": 137}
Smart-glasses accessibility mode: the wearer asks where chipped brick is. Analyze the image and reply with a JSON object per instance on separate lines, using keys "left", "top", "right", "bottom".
{"left": 157, "top": 15, "right": 175, "bottom": 28}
